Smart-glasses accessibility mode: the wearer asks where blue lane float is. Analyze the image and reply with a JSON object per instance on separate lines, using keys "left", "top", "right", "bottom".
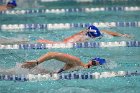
{"left": 73, "top": 42, "right": 100, "bottom": 48}
{"left": 127, "top": 41, "right": 140, "bottom": 47}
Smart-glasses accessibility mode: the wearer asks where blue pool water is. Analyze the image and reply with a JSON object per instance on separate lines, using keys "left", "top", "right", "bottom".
{"left": 0, "top": 0, "right": 140, "bottom": 93}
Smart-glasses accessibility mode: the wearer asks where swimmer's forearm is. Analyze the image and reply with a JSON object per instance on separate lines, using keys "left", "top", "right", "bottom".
{"left": 0, "top": 5, "right": 8, "bottom": 11}
{"left": 36, "top": 52, "right": 57, "bottom": 64}
{"left": 101, "top": 30, "right": 124, "bottom": 37}
{"left": 101, "top": 30, "right": 131, "bottom": 38}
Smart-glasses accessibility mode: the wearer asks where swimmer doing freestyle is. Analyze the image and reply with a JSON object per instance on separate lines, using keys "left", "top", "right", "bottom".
{"left": 37, "top": 25, "right": 131, "bottom": 44}
{"left": 21, "top": 52, "right": 106, "bottom": 73}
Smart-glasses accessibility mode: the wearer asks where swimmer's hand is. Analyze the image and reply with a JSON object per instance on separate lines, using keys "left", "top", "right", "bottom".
{"left": 21, "top": 60, "right": 38, "bottom": 69}
{"left": 121, "top": 34, "right": 133, "bottom": 38}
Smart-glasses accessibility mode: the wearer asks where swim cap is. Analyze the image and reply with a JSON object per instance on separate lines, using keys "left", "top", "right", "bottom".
{"left": 92, "top": 57, "right": 106, "bottom": 65}
{"left": 86, "top": 25, "right": 101, "bottom": 38}
{"left": 7, "top": 0, "right": 17, "bottom": 8}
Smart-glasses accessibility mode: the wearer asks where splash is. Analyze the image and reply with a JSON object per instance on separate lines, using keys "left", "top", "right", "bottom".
{"left": 104, "top": 60, "right": 117, "bottom": 69}
{"left": 0, "top": 63, "right": 51, "bottom": 75}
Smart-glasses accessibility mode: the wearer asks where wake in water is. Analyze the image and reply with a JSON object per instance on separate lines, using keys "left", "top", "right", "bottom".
{"left": 0, "top": 37, "right": 29, "bottom": 44}
{"left": 0, "top": 63, "right": 50, "bottom": 75}
{"left": 103, "top": 59, "right": 118, "bottom": 70}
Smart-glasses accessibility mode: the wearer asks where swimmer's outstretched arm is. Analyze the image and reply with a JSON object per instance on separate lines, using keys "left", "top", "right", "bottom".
{"left": 0, "top": 5, "right": 8, "bottom": 11}
{"left": 21, "top": 52, "right": 86, "bottom": 69}
{"left": 101, "top": 30, "right": 131, "bottom": 38}
{"left": 36, "top": 39, "right": 58, "bottom": 44}
{"left": 37, "top": 29, "right": 88, "bottom": 43}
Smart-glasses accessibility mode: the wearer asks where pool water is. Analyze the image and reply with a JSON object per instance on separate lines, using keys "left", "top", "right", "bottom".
{"left": 0, "top": 0, "right": 140, "bottom": 93}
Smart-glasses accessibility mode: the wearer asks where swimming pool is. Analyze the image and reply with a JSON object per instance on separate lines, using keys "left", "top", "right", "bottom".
{"left": 0, "top": 0, "right": 140, "bottom": 93}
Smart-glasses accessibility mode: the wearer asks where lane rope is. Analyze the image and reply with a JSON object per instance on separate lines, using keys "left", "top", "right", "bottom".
{"left": 0, "top": 70, "right": 139, "bottom": 81}
{"left": 1, "top": 6, "right": 140, "bottom": 15}
{"left": 0, "top": 41, "right": 139, "bottom": 49}
{"left": 1, "top": 21, "right": 139, "bottom": 31}
{"left": 40, "top": 0, "right": 139, "bottom": 3}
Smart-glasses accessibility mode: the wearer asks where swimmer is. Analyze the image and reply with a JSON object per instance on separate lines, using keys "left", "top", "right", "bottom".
{"left": 37, "top": 25, "right": 131, "bottom": 44}
{"left": 21, "top": 52, "right": 106, "bottom": 73}
{"left": 0, "top": 0, "right": 17, "bottom": 11}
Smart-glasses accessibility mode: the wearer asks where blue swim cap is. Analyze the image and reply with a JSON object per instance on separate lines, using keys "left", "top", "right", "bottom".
{"left": 7, "top": 0, "right": 17, "bottom": 7}
{"left": 86, "top": 25, "right": 101, "bottom": 38}
{"left": 92, "top": 57, "right": 106, "bottom": 65}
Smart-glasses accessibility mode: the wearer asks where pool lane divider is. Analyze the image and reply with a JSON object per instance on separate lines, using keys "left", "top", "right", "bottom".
{"left": 0, "top": 70, "right": 140, "bottom": 82}
{"left": 0, "top": 21, "right": 140, "bottom": 31}
{"left": 1, "top": 0, "right": 137, "bottom": 3}
{"left": 41, "top": 0, "right": 139, "bottom": 3}
{"left": 0, "top": 41, "right": 140, "bottom": 49}
{"left": 1, "top": 6, "right": 140, "bottom": 15}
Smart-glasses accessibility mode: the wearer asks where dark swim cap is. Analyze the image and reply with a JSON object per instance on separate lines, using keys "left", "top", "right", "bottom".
{"left": 86, "top": 25, "right": 101, "bottom": 38}
{"left": 7, "top": 0, "right": 17, "bottom": 8}
{"left": 92, "top": 57, "right": 106, "bottom": 65}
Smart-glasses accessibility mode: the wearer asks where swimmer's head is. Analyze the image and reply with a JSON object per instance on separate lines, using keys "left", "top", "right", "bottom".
{"left": 87, "top": 57, "right": 106, "bottom": 68}
{"left": 86, "top": 25, "right": 101, "bottom": 38}
{"left": 7, "top": 0, "right": 17, "bottom": 9}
